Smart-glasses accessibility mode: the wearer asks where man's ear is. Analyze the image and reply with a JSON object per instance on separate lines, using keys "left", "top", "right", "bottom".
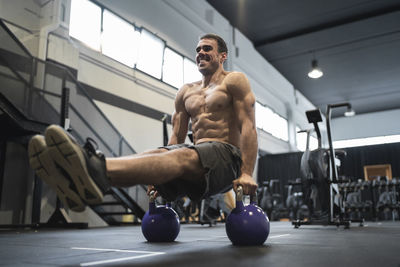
{"left": 220, "top": 52, "right": 227, "bottom": 64}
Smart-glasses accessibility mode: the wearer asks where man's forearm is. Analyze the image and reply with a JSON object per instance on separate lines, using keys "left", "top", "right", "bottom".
{"left": 239, "top": 123, "right": 258, "bottom": 177}
{"left": 168, "top": 134, "right": 179, "bottom": 146}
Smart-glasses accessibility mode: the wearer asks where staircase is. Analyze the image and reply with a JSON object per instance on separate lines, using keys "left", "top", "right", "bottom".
{"left": 0, "top": 19, "right": 146, "bottom": 227}
{"left": 92, "top": 187, "right": 146, "bottom": 225}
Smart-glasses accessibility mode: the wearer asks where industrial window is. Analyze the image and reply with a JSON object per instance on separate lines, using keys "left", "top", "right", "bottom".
{"left": 256, "top": 102, "right": 288, "bottom": 142}
{"left": 162, "top": 48, "right": 184, "bottom": 88}
{"left": 69, "top": 0, "right": 101, "bottom": 50}
{"left": 334, "top": 135, "right": 400, "bottom": 149}
{"left": 69, "top": 0, "right": 198, "bottom": 89}
{"left": 102, "top": 10, "right": 140, "bottom": 68}
{"left": 184, "top": 58, "right": 201, "bottom": 84}
{"left": 136, "top": 29, "right": 164, "bottom": 79}
{"left": 296, "top": 126, "right": 318, "bottom": 151}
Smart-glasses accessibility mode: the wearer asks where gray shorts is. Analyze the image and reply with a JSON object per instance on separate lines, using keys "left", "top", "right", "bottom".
{"left": 155, "top": 141, "right": 242, "bottom": 201}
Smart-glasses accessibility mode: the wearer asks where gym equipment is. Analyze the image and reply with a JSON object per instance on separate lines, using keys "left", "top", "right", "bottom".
{"left": 225, "top": 186, "right": 270, "bottom": 246}
{"left": 343, "top": 180, "right": 364, "bottom": 221}
{"left": 141, "top": 191, "right": 180, "bottom": 242}
{"left": 286, "top": 178, "right": 309, "bottom": 221}
{"left": 296, "top": 122, "right": 329, "bottom": 222}
{"left": 269, "top": 179, "right": 287, "bottom": 220}
{"left": 257, "top": 181, "right": 273, "bottom": 216}
{"left": 258, "top": 180, "right": 287, "bottom": 220}
{"left": 293, "top": 104, "right": 363, "bottom": 228}
{"left": 199, "top": 194, "right": 227, "bottom": 226}
{"left": 374, "top": 177, "right": 399, "bottom": 220}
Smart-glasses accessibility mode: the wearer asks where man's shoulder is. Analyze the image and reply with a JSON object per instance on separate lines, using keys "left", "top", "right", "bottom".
{"left": 180, "top": 80, "right": 201, "bottom": 91}
{"left": 226, "top": 71, "right": 246, "bottom": 77}
{"left": 224, "top": 71, "right": 249, "bottom": 90}
{"left": 175, "top": 81, "right": 201, "bottom": 101}
{"left": 225, "top": 71, "right": 248, "bottom": 83}
{"left": 187, "top": 80, "right": 202, "bottom": 87}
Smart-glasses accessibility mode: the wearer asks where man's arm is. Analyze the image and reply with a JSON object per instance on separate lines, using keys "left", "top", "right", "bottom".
{"left": 227, "top": 72, "right": 258, "bottom": 195}
{"left": 168, "top": 85, "right": 190, "bottom": 145}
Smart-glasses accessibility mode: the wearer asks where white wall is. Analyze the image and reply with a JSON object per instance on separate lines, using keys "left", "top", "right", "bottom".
{"left": 332, "top": 108, "right": 400, "bottom": 141}
{"left": 1, "top": 0, "right": 309, "bottom": 225}
{"left": 3, "top": 0, "right": 395, "bottom": 151}
{"left": 1, "top": 0, "right": 318, "bottom": 154}
{"left": 95, "top": 0, "right": 319, "bottom": 152}
{"left": 97, "top": 0, "right": 232, "bottom": 60}
{"left": 4, "top": 0, "right": 398, "bottom": 226}
{"left": 0, "top": 0, "right": 40, "bottom": 55}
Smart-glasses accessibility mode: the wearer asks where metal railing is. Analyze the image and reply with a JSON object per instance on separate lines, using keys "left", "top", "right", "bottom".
{"left": 0, "top": 19, "right": 147, "bottom": 221}
{"left": 0, "top": 19, "right": 135, "bottom": 157}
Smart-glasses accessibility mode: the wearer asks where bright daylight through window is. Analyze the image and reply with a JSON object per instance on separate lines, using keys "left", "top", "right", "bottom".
{"left": 256, "top": 102, "right": 288, "bottom": 142}
{"left": 69, "top": 0, "right": 101, "bottom": 50}
{"left": 136, "top": 29, "right": 164, "bottom": 79}
{"left": 102, "top": 10, "right": 140, "bottom": 67}
{"left": 162, "top": 48, "right": 183, "bottom": 88}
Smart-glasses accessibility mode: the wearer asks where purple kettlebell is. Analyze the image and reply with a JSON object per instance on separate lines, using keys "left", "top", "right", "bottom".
{"left": 141, "top": 191, "right": 180, "bottom": 242}
{"left": 225, "top": 185, "right": 270, "bottom": 246}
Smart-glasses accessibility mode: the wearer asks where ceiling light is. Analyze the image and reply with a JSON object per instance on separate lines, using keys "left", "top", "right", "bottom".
{"left": 308, "top": 59, "right": 323, "bottom": 79}
{"left": 344, "top": 107, "right": 356, "bottom": 117}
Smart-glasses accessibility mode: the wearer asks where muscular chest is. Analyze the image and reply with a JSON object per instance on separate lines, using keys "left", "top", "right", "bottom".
{"left": 184, "top": 86, "right": 231, "bottom": 116}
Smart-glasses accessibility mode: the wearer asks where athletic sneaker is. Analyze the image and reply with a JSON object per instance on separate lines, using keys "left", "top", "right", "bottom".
{"left": 28, "top": 135, "right": 86, "bottom": 212}
{"left": 44, "top": 125, "right": 111, "bottom": 205}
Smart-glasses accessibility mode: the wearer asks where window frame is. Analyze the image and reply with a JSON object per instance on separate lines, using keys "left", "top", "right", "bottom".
{"left": 162, "top": 46, "right": 184, "bottom": 88}
{"left": 256, "top": 101, "right": 289, "bottom": 142}
{"left": 68, "top": 0, "right": 200, "bottom": 89}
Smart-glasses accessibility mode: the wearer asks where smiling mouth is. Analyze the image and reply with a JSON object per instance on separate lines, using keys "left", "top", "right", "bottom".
{"left": 197, "top": 55, "right": 211, "bottom": 64}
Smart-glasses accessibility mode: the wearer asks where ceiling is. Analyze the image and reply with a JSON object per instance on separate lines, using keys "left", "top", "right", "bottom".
{"left": 207, "top": 0, "right": 400, "bottom": 118}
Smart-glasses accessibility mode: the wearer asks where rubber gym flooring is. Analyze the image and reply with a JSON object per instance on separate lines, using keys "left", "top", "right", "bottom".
{"left": 1, "top": 221, "right": 399, "bottom": 266}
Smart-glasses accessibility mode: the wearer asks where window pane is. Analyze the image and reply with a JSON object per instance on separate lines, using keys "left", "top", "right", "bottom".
{"left": 69, "top": 0, "right": 101, "bottom": 50}
{"left": 255, "top": 102, "right": 264, "bottom": 130}
{"left": 297, "top": 126, "right": 318, "bottom": 151}
{"left": 333, "top": 134, "right": 400, "bottom": 148}
{"left": 276, "top": 114, "right": 288, "bottom": 141}
{"left": 162, "top": 48, "right": 183, "bottom": 88}
{"left": 102, "top": 10, "right": 140, "bottom": 67}
{"left": 137, "top": 29, "right": 164, "bottom": 79}
{"left": 184, "top": 58, "right": 201, "bottom": 84}
{"left": 261, "top": 106, "right": 274, "bottom": 134}
{"left": 310, "top": 136, "right": 318, "bottom": 150}
{"left": 296, "top": 126, "right": 306, "bottom": 151}
{"left": 256, "top": 102, "right": 288, "bottom": 141}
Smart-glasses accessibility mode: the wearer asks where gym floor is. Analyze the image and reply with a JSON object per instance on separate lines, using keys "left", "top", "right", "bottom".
{"left": 1, "top": 221, "right": 399, "bottom": 266}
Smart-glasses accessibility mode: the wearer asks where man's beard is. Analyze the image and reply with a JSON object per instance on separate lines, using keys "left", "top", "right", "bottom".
{"left": 198, "top": 61, "right": 219, "bottom": 76}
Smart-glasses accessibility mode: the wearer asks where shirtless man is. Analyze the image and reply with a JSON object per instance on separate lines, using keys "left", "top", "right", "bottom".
{"left": 28, "top": 33, "right": 258, "bottom": 212}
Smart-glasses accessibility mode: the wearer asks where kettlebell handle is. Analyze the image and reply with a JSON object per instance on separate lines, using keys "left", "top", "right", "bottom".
{"left": 149, "top": 190, "right": 157, "bottom": 202}
{"left": 236, "top": 185, "right": 244, "bottom": 201}
{"left": 235, "top": 185, "right": 258, "bottom": 204}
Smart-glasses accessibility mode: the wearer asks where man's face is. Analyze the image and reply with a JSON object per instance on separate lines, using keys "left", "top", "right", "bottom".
{"left": 195, "top": 38, "right": 226, "bottom": 75}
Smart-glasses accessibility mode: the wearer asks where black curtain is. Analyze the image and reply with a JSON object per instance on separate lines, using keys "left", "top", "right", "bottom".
{"left": 258, "top": 142, "right": 400, "bottom": 187}
{"left": 257, "top": 151, "right": 303, "bottom": 200}
{"left": 340, "top": 142, "right": 400, "bottom": 179}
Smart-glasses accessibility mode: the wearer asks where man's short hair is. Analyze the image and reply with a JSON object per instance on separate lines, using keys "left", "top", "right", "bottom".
{"left": 200, "top": 33, "right": 228, "bottom": 54}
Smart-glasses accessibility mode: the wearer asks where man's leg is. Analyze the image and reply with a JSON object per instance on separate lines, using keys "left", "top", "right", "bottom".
{"left": 44, "top": 125, "right": 109, "bottom": 204}
{"left": 39, "top": 125, "right": 206, "bottom": 207}
{"left": 28, "top": 135, "right": 86, "bottom": 212}
{"left": 107, "top": 147, "right": 206, "bottom": 187}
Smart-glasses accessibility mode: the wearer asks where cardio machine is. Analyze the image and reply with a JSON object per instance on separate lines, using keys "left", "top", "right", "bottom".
{"left": 293, "top": 104, "right": 362, "bottom": 228}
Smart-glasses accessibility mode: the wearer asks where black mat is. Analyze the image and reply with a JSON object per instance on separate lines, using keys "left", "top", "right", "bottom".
{"left": 1, "top": 221, "right": 399, "bottom": 266}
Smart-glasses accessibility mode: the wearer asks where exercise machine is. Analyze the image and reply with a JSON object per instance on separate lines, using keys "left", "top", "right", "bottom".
{"left": 286, "top": 178, "right": 309, "bottom": 221}
{"left": 293, "top": 103, "right": 363, "bottom": 228}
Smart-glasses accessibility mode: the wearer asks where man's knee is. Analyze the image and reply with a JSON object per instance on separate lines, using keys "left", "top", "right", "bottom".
{"left": 168, "top": 148, "right": 203, "bottom": 176}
